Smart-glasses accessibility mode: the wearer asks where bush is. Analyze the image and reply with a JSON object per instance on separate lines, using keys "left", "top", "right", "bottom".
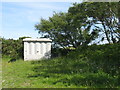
{"left": 29, "top": 43, "right": 119, "bottom": 87}
{"left": 67, "top": 43, "right": 120, "bottom": 76}
{"left": 70, "top": 71, "right": 118, "bottom": 87}
{"left": 2, "top": 37, "right": 30, "bottom": 59}
{"left": 51, "top": 48, "right": 74, "bottom": 58}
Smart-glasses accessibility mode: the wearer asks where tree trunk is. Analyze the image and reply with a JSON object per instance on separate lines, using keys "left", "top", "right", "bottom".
{"left": 102, "top": 22, "right": 111, "bottom": 44}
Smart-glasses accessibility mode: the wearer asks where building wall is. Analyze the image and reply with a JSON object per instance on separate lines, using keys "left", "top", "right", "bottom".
{"left": 24, "top": 41, "right": 51, "bottom": 61}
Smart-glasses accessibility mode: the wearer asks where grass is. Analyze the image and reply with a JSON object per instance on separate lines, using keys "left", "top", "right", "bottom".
{"left": 0, "top": 57, "right": 2, "bottom": 89}
{"left": 2, "top": 56, "right": 119, "bottom": 88}
{"left": 2, "top": 43, "right": 119, "bottom": 88}
{"left": 2, "top": 57, "right": 83, "bottom": 88}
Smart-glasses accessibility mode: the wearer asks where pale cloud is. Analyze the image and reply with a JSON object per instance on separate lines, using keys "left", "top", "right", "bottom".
{"left": 2, "top": 0, "right": 82, "bottom": 2}
{"left": 17, "top": 3, "right": 60, "bottom": 9}
{"left": 2, "top": 2, "right": 71, "bottom": 23}
{"left": 25, "top": 9, "right": 54, "bottom": 23}
{"left": 1, "top": 2, "right": 74, "bottom": 39}
{"left": 9, "top": 2, "right": 73, "bottom": 11}
{"left": 2, "top": 27, "right": 40, "bottom": 40}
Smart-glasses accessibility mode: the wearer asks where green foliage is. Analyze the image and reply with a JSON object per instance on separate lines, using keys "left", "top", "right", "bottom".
{"left": 35, "top": 2, "right": 119, "bottom": 50}
{"left": 2, "top": 43, "right": 120, "bottom": 88}
{"left": 51, "top": 47, "right": 74, "bottom": 57}
{"left": 35, "top": 11, "right": 98, "bottom": 49}
{"left": 70, "top": 71, "right": 117, "bottom": 88}
{"left": 2, "top": 38, "right": 22, "bottom": 59}
{"left": 2, "top": 37, "right": 30, "bottom": 59}
{"left": 68, "top": 43, "right": 120, "bottom": 76}
{"left": 69, "top": 2, "right": 119, "bottom": 44}
{"left": 2, "top": 2, "right": 120, "bottom": 88}
{"left": 27, "top": 43, "right": 119, "bottom": 88}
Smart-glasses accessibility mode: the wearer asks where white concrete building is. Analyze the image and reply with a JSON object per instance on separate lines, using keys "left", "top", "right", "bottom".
{"left": 23, "top": 38, "right": 52, "bottom": 61}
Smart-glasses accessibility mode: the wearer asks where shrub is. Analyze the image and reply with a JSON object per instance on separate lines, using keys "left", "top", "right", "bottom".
{"left": 70, "top": 71, "right": 118, "bottom": 87}
{"left": 67, "top": 43, "right": 120, "bottom": 76}
{"left": 2, "top": 37, "right": 30, "bottom": 59}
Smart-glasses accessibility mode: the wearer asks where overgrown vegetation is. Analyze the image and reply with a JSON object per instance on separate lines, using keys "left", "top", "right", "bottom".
{"left": 1, "top": 37, "right": 69, "bottom": 59}
{"left": 2, "top": 43, "right": 120, "bottom": 88}
{"left": 35, "top": 2, "right": 119, "bottom": 49}
{"left": 2, "top": 37, "right": 30, "bottom": 59}
{"left": 2, "top": 1, "right": 120, "bottom": 88}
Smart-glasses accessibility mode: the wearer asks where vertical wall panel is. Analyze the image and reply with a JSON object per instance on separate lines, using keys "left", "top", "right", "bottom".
{"left": 32, "top": 42, "right": 35, "bottom": 55}
{"left": 43, "top": 43, "right": 46, "bottom": 55}
{"left": 33, "top": 42, "right": 35, "bottom": 54}
{"left": 26, "top": 42, "right": 29, "bottom": 55}
{"left": 23, "top": 38, "right": 52, "bottom": 61}
{"left": 35, "top": 42, "right": 39, "bottom": 54}
{"left": 24, "top": 42, "right": 27, "bottom": 60}
{"left": 41, "top": 43, "right": 43, "bottom": 54}
{"left": 39, "top": 42, "right": 41, "bottom": 55}
{"left": 28, "top": 42, "right": 30, "bottom": 55}
{"left": 36, "top": 42, "right": 39, "bottom": 54}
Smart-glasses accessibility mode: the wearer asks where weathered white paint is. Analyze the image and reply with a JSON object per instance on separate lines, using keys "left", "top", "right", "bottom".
{"left": 23, "top": 38, "right": 52, "bottom": 61}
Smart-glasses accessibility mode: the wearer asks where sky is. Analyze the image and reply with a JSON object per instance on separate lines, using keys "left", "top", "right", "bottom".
{"left": 1, "top": 0, "right": 82, "bottom": 40}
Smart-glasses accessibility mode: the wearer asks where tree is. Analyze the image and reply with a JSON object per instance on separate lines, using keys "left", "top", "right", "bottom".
{"left": 68, "top": 2, "right": 119, "bottom": 44}
{"left": 35, "top": 12, "right": 98, "bottom": 49}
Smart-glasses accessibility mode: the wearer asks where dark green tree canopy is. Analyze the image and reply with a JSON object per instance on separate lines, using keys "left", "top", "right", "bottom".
{"left": 68, "top": 2, "right": 119, "bottom": 44}
{"left": 35, "top": 12, "right": 98, "bottom": 49}
{"left": 35, "top": 2, "right": 119, "bottom": 49}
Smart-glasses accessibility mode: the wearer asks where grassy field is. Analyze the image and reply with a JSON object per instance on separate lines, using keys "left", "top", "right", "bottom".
{"left": 2, "top": 57, "right": 86, "bottom": 88}
{"left": 0, "top": 58, "right": 2, "bottom": 89}
{"left": 2, "top": 43, "right": 119, "bottom": 88}
{"left": 2, "top": 56, "right": 119, "bottom": 88}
